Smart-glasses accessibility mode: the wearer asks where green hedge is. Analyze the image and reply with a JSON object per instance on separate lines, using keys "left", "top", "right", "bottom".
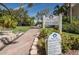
{"left": 38, "top": 28, "right": 58, "bottom": 39}
{"left": 62, "top": 32, "right": 79, "bottom": 53}
{"left": 63, "top": 23, "right": 79, "bottom": 34}
{"left": 63, "top": 17, "right": 79, "bottom": 34}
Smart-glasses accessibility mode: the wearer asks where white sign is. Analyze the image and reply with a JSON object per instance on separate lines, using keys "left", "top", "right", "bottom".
{"left": 43, "top": 14, "right": 62, "bottom": 34}
{"left": 48, "top": 32, "right": 61, "bottom": 55}
{"left": 44, "top": 16, "right": 60, "bottom": 26}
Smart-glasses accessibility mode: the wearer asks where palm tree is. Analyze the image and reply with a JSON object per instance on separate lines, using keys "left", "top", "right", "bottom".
{"left": 0, "top": 3, "right": 18, "bottom": 29}
{"left": 0, "top": 3, "right": 34, "bottom": 27}
{"left": 18, "top": 3, "right": 34, "bottom": 26}
{"left": 36, "top": 8, "right": 49, "bottom": 28}
{"left": 0, "top": 3, "right": 11, "bottom": 15}
{"left": 53, "top": 4, "right": 68, "bottom": 16}
{"left": 53, "top": 4, "right": 73, "bottom": 23}
{"left": 36, "top": 8, "right": 49, "bottom": 20}
{"left": 69, "top": 3, "right": 72, "bottom": 23}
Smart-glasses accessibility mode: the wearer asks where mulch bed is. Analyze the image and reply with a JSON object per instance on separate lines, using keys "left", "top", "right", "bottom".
{"left": 64, "top": 50, "right": 79, "bottom": 55}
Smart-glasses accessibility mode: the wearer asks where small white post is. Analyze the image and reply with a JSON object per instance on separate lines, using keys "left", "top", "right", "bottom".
{"left": 59, "top": 14, "right": 62, "bottom": 34}
{"left": 43, "top": 15, "right": 45, "bottom": 28}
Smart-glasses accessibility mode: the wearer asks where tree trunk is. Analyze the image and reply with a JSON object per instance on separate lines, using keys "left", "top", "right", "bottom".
{"left": 69, "top": 3, "right": 72, "bottom": 23}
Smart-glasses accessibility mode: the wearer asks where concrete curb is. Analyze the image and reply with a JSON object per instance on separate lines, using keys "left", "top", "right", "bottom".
{"left": 30, "top": 33, "right": 39, "bottom": 55}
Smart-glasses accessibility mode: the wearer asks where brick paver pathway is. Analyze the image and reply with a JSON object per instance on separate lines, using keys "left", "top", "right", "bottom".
{"left": 0, "top": 29, "right": 40, "bottom": 55}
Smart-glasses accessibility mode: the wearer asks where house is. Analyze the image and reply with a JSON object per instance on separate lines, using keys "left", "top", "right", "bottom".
{"left": 66, "top": 3, "right": 79, "bottom": 19}
{"left": 72, "top": 4, "right": 79, "bottom": 18}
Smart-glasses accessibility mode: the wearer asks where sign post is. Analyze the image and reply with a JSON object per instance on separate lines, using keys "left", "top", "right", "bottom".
{"left": 42, "top": 14, "right": 62, "bottom": 34}
{"left": 59, "top": 14, "right": 62, "bottom": 34}
{"left": 43, "top": 15, "right": 45, "bottom": 28}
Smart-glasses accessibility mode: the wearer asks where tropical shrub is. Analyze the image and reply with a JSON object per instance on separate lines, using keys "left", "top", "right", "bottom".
{"left": 63, "top": 18, "right": 79, "bottom": 34}
{"left": 0, "top": 15, "right": 17, "bottom": 28}
{"left": 24, "top": 18, "right": 34, "bottom": 26}
{"left": 62, "top": 32, "right": 79, "bottom": 53}
{"left": 62, "top": 16, "right": 69, "bottom": 23}
{"left": 38, "top": 28, "right": 58, "bottom": 54}
{"left": 30, "top": 19, "right": 35, "bottom": 26}
{"left": 38, "top": 28, "right": 79, "bottom": 54}
{"left": 37, "top": 28, "right": 48, "bottom": 55}
{"left": 38, "top": 28, "right": 58, "bottom": 39}
{"left": 37, "top": 38, "right": 46, "bottom": 55}
{"left": 38, "top": 28, "right": 48, "bottom": 39}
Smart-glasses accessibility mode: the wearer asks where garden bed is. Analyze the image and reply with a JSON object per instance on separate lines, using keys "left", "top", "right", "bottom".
{"left": 37, "top": 28, "right": 79, "bottom": 55}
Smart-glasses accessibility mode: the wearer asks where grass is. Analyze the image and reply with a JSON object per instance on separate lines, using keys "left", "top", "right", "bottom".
{"left": 62, "top": 32, "right": 79, "bottom": 37}
{"left": 12, "top": 26, "right": 31, "bottom": 33}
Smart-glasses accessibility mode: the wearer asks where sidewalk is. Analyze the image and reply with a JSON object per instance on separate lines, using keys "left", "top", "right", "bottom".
{"left": 0, "top": 29, "right": 40, "bottom": 55}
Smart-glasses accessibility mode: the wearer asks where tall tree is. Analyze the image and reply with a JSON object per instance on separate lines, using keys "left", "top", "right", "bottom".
{"left": 36, "top": 8, "right": 49, "bottom": 20}
{"left": 0, "top": 3, "right": 11, "bottom": 15}
{"left": 69, "top": 3, "right": 72, "bottom": 23}
{"left": 36, "top": 8, "right": 49, "bottom": 28}
{"left": 53, "top": 4, "right": 68, "bottom": 16}
{"left": 53, "top": 4, "right": 73, "bottom": 23}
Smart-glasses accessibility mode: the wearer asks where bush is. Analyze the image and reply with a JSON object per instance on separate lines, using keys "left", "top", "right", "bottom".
{"left": 24, "top": 18, "right": 35, "bottom": 26}
{"left": 63, "top": 18, "right": 79, "bottom": 34}
{"left": 62, "top": 32, "right": 79, "bottom": 53}
{"left": 62, "top": 16, "right": 78, "bottom": 34}
{"left": 37, "top": 38, "right": 46, "bottom": 55}
{"left": 11, "top": 20, "right": 17, "bottom": 28}
{"left": 63, "top": 23, "right": 75, "bottom": 33}
{"left": 37, "top": 28, "right": 48, "bottom": 54}
{"left": 63, "top": 16, "right": 69, "bottom": 23}
{"left": 0, "top": 15, "right": 17, "bottom": 28}
{"left": 38, "top": 28, "right": 79, "bottom": 54}
{"left": 38, "top": 28, "right": 58, "bottom": 54}
{"left": 38, "top": 28, "right": 58, "bottom": 39}
{"left": 38, "top": 28, "right": 48, "bottom": 39}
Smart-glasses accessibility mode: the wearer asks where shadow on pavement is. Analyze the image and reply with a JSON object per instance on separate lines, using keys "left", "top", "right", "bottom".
{"left": 0, "top": 33, "right": 24, "bottom": 51}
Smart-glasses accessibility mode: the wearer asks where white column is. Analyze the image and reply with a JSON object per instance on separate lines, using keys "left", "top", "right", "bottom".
{"left": 43, "top": 15, "right": 45, "bottom": 28}
{"left": 59, "top": 14, "right": 62, "bottom": 34}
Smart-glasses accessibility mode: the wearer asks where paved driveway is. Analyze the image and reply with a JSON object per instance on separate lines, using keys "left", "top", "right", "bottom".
{"left": 0, "top": 29, "right": 40, "bottom": 55}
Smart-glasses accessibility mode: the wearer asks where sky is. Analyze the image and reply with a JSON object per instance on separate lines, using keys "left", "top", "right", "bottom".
{"left": 4, "top": 3, "right": 63, "bottom": 17}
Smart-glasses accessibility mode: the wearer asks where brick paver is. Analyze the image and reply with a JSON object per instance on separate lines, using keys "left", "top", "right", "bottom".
{"left": 0, "top": 29, "right": 40, "bottom": 55}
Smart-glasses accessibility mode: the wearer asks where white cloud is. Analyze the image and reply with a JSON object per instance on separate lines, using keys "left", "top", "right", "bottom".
{"left": 13, "top": 4, "right": 28, "bottom": 10}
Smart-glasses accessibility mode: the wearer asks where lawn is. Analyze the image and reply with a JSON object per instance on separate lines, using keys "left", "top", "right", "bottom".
{"left": 12, "top": 26, "right": 31, "bottom": 33}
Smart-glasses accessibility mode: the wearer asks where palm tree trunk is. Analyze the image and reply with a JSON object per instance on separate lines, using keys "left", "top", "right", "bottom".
{"left": 69, "top": 3, "right": 72, "bottom": 23}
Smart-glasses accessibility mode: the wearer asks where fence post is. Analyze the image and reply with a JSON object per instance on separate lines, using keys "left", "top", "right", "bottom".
{"left": 59, "top": 14, "right": 62, "bottom": 34}
{"left": 43, "top": 15, "right": 45, "bottom": 28}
